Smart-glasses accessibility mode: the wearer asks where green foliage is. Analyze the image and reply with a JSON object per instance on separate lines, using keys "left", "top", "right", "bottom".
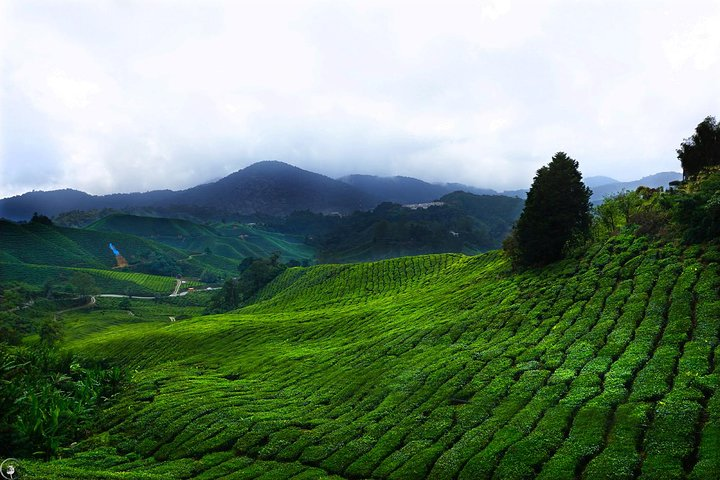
{"left": 308, "top": 193, "right": 523, "bottom": 263}
{"left": 509, "top": 152, "right": 592, "bottom": 267}
{"left": 209, "top": 255, "right": 287, "bottom": 311}
{"left": 39, "top": 317, "right": 64, "bottom": 346}
{"left": 677, "top": 115, "right": 720, "bottom": 179}
{"left": 30, "top": 212, "right": 54, "bottom": 225}
{"left": 671, "top": 169, "right": 720, "bottom": 243}
{"left": 0, "top": 311, "right": 22, "bottom": 345}
{"left": 593, "top": 187, "right": 672, "bottom": 239}
{"left": 70, "top": 272, "right": 98, "bottom": 298}
{"left": 0, "top": 344, "right": 127, "bottom": 459}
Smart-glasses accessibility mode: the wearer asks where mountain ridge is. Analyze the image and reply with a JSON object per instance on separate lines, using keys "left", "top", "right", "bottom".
{"left": 0, "top": 161, "right": 683, "bottom": 221}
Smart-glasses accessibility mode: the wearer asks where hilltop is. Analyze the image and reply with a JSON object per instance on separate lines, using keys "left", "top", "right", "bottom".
{"left": 17, "top": 230, "right": 720, "bottom": 479}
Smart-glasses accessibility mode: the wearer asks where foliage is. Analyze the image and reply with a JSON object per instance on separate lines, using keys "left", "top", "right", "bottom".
{"left": 593, "top": 187, "right": 671, "bottom": 239}
{"left": 39, "top": 317, "right": 64, "bottom": 346}
{"left": 508, "top": 152, "right": 592, "bottom": 267}
{"left": 0, "top": 344, "right": 127, "bottom": 459}
{"left": 677, "top": 115, "right": 720, "bottom": 179}
{"left": 70, "top": 272, "right": 98, "bottom": 298}
{"left": 209, "top": 254, "right": 288, "bottom": 311}
{"left": 299, "top": 193, "right": 523, "bottom": 263}
{"left": 671, "top": 169, "right": 720, "bottom": 243}
{"left": 593, "top": 170, "right": 720, "bottom": 245}
{"left": 30, "top": 212, "right": 54, "bottom": 225}
{"left": 0, "top": 311, "right": 22, "bottom": 345}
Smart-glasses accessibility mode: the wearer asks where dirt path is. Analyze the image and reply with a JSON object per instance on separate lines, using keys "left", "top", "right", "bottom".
{"left": 171, "top": 279, "right": 182, "bottom": 296}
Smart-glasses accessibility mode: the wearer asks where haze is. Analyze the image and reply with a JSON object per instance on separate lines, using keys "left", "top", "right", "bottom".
{"left": 2, "top": 0, "right": 719, "bottom": 198}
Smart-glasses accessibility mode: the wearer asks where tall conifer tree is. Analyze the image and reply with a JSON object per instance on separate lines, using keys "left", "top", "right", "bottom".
{"left": 512, "top": 152, "right": 591, "bottom": 267}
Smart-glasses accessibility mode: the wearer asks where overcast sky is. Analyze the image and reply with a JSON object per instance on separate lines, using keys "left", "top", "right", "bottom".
{"left": 2, "top": 0, "right": 719, "bottom": 197}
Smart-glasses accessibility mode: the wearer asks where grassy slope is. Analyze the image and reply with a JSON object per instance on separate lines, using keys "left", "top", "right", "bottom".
{"left": 0, "top": 263, "right": 183, "bottom": 295}
{"left": 25, "top": 234, "right": 720, "bottom": 479}
{"left": 0, "top": 220, "right": 238, "bottom": 292}
{"left": 88, "top": 214, "right": 315, "bottom": 263}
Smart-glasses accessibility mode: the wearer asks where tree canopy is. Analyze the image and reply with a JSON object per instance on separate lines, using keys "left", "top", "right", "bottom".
{"left": 677, "top": 116, "right": 720, "bottom": 179}
{"left": 507, "top": 152, "right": 592, "bottom": 267}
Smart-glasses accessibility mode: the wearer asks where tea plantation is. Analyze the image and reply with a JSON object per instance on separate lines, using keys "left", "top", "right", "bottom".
{"left": 19, "top": 233, "right": 720, "bottom": 479}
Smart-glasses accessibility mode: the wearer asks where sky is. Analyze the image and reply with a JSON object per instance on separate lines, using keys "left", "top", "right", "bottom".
{"left": 2, "top": 0, "right": 720, "bottom": 197}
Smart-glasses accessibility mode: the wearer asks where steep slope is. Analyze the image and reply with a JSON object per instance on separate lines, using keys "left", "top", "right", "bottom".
{"left": 26, "top": 234, "right": 720, "bottom": 479}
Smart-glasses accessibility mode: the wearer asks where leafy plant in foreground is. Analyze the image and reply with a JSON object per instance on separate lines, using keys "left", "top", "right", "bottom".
{"left": 0, "top": 344, "right": 127, "bottom": 459}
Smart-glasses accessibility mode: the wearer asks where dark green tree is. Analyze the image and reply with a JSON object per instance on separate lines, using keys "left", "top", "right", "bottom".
{"left": 677, "top": 116, "right": 720, "bottom": 179}
{"left": 39, "top": 317, "right": 64, "bottom": 346}
{"left": 70, "top": 272, "right": 97, "bottom": 299}
{"left": 508, "top": 152, "right": 592, "bottom": 267}
{"left": 30, "top": 212, "right": 53, "bottom": 225}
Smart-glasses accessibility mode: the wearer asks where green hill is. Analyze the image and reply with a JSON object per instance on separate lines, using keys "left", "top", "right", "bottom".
{"left": 88, "top": 214, "right": 315, "bottom": 263}
{"left": 0, "top": 219, "right": 244, "bottom": 289}
{"left": 21, "top": 232, "right": 720, "bottom": 478}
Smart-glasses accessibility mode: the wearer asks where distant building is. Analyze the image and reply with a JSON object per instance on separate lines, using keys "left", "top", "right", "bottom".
{"left": 402, "top": 202, "right": 445, "bottom": 210}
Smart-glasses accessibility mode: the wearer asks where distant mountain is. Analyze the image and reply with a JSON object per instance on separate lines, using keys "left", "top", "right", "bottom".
{"left": 339, "top": 175, "right": 452, "bottom": 204}
{"left": 0, "top": 188, "right": 178, "bottom": 222}
{"left": 0, "top": 162, "right": 374, "bottom": 221}
{"left": 583, "top": 175, "right": 620, "bottom": 188}
{"left": 494, "top": 172, "right": 682, "bottom": 203}
{"left": 338, "top": 174, "right": 495, "bottom": 204}
{"left": 0, "top": 163, "right": 685, "bottom": 221}
{"left": 176, "top": 161, "right": 374, "bottom": 216}
{"left": 589, "top": 171, "right": 682, "bottom": 203}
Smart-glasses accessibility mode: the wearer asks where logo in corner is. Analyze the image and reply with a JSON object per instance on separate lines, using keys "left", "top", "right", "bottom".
{"left": 0, "top": 458, "right": 19, "bottom": 480}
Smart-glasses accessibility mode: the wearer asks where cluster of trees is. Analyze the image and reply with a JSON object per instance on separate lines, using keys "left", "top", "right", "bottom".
{"left": 208, "top": 254, "right": 289, "bottom": 312}
{"left": 506, "top": 115, "right": 720, "bottom": 269}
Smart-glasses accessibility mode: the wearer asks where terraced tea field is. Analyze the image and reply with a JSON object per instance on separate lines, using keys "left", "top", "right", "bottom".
{"left": 24, "top": 234, "right": 720, "bottom": 479}
{"left": 0, "top": 264, "right": 195, "bottom": 296}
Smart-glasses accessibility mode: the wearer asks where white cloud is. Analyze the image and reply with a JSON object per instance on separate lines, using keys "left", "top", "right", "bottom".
{"left": 2, "top": 0, "right": 719, "bottom": 197}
